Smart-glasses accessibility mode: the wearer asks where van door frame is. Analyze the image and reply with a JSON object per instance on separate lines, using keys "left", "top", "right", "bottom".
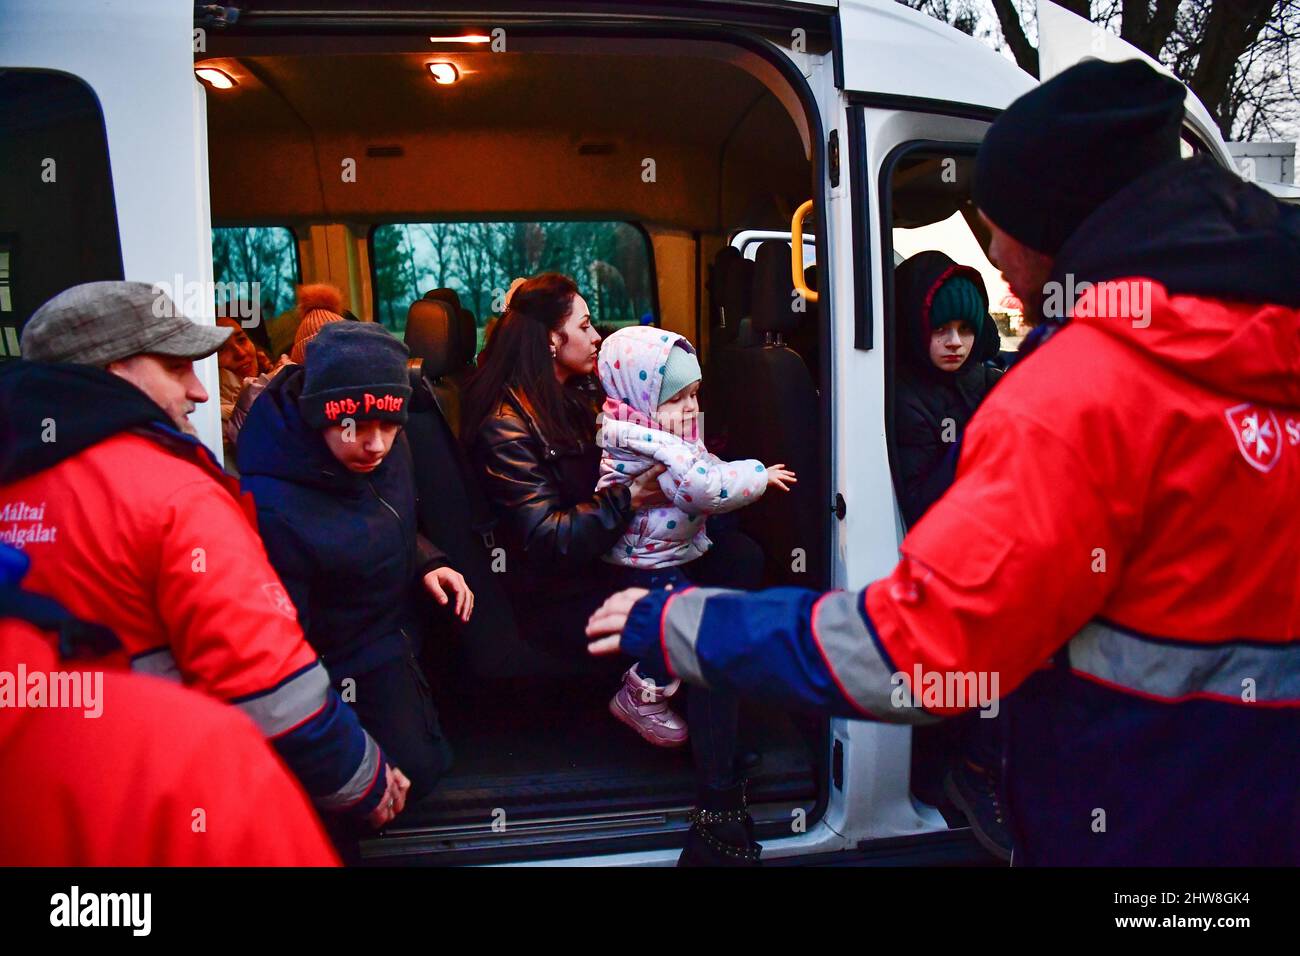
{"left": 820, "top": 99, "right": 1002, "bottom": 851}
{"left": 208, "top": 9, "right": 845, "bottom": 864}
{"left": 2, "top": 0, "right": 222, "bottom": 450}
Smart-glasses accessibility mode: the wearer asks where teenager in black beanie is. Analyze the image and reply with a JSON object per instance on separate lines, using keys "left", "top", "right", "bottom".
{"left": 238, "top": 321, "right": 475, "bottom": 850}
{"left": 974, "top": 59, "right": 1185, "bottom": 333}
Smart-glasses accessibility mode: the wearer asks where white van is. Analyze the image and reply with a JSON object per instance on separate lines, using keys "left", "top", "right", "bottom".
{"left": 0, "top": 0, "right": 1244, "bottom": 866}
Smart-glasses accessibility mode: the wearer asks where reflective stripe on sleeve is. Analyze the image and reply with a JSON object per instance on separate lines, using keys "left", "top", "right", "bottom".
{"left": 130, "top": 646, "right": 182, "bottom": 682}
{"left": 232, "top": 661, "right": 332, "bottom": 737}
{"left": 1069, "top": 620, "right": 1300, "bottom": 705}
{"left": 660, "top": 586, "right": 725, "bottom": 688}
{"left": 316, "top": 730, "right": 383, "bottom": 811}
{"left": 810, "top": 590, "right": 941, "bottom": 724}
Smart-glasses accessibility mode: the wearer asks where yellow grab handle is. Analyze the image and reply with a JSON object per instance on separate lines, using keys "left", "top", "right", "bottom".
{"left": 792, "top": 200, "right": 818, "bottom": 303}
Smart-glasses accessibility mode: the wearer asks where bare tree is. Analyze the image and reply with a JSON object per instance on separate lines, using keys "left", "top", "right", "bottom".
{"left": 414, "top": 222, "right": 455, "bottom": 290}
{"left": 899, "top": 0, "right": 989, "bottom": 36}
{"left": 907, "top": 0, "right": 1299, "bottom": 140}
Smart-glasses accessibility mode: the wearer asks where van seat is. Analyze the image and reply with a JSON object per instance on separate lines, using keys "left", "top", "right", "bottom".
{"left": 723, "top": 240, "right": 823, "bottom": 585}
{"left": 405, "top": 293, "right": 464, "bottom": 433}
{"left": 703, "top": 247, "right": 754, "bottom": 454}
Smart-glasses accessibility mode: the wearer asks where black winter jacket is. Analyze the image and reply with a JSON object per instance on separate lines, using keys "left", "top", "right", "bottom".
{"left": 894, "top": 251, "right": 1003, "bottom": 527}
{"left": 405, "top": 371, "right": 517, "bottom": 651}
{"left": 469, "top": 381, "right": 634, "bottom": 607}
{"left": 237, "top": 366, "right": 446, "bottom": 677}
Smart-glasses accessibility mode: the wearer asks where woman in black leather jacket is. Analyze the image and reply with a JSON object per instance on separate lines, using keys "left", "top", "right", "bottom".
{"left": 462, "top": 277, "right": 666, "bottom": 637}
{"left": 462, "top": 273, "right": 763, "bottom": 865}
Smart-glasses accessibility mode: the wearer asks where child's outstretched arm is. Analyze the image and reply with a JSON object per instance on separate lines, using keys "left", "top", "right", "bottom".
{"left": 657, "top": 446, "right": 770, "bottom": 516}
{"left": 613, "top": 424, "right": 773, "bottom": 515}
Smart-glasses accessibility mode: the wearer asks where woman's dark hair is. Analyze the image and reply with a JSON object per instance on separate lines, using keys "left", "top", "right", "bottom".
{"left": 460, "top": 272, "right": 588, "bottom": 447}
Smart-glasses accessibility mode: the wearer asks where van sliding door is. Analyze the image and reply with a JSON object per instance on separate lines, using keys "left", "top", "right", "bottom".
{"left": 1, "top": 0, "right": 220, "bottom": 450}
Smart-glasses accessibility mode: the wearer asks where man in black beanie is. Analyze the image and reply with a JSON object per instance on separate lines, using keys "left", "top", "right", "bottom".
{"left": 973, "top": 58, "right": 1185, "bottom": 333}
{"left": 238, "top": 322, "right": 475, "bottom": 847}
{"left": 588, "top": 57, "right": 1300, "bottom": 865}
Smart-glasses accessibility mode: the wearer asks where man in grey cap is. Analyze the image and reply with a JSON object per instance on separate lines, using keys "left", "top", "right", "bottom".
{"left": 0, "top": 281, "right": 409, "bottom": 836}
{"left": 19, "top": 280, "right": 231, "bottom": 437}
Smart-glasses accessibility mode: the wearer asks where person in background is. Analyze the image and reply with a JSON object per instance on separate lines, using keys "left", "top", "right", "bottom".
{"left": 892, "top": 250, "right": 1008, "bottom": 860}
{"left": 290, "top": 283, "right": 347, "bottom": 365}
{"left": 222, "top": 285, "right": 343, "bottom": 457}
{"left": 893, "top": 252, "right": 1003, "bottom": 527}
{"left": 0, "top": 282, "right": 406, "bottom": 834}
{"left": 0, "top": 543, "right": 340, "bottom": 866}
{"left": 215, "top": 315, "right": 274, "bottom": 467}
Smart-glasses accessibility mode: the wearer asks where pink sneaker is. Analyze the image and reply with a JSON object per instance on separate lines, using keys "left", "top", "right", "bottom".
{"left": 609, "top": 665, "right": 689, "bottom": 748}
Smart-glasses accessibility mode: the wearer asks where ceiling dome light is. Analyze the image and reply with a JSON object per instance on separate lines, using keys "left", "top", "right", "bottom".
{"left": 427, "top": 62, "right": 459, "bottom": 85}
{"left": 195, "top": 67, "right": 236, "bottom": 90}
{"left": 428, "top": 34, "right": 490, "bottom": 44}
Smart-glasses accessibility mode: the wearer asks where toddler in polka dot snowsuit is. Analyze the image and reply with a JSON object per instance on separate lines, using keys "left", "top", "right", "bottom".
{"left": 596, "top": 325, "right": 796, "bottom": 572}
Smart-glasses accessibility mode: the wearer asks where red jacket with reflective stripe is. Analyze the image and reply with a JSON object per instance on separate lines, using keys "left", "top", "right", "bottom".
{"left": 0, "top": 378, "right": 387, "bottom": 818}
{"left": 623, "top": 158, "right": 1300, "bottom": 864}
{"left": 628, "top": 281, "right": 1300, "bottom": 864}
{"left": 871, "top": 281, "right": 1300, "bottom": 702}
{"left": 6, "top": 430, "right": 318, "bottom": 697}
{"left": 0, "top": 616, "right": 339, "bottom": 866}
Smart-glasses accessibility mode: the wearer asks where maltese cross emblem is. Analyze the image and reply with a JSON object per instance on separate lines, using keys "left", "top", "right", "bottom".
{"left": 262, "top": 582, "right": 298, "bottom": 620}
{"left": 1225, "top": 403, "right": 1282, "bottom": 473}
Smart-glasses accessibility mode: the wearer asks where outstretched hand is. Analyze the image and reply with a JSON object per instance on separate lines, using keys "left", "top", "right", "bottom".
{"left": 586, "top": 587, "right": 651, "bottom": 656}
{"left": 766, "top": 463, "right": 797, "bottom": 492}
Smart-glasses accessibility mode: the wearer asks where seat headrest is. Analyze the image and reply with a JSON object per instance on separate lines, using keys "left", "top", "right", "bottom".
{"left": 425, "top": 287, "right": 463, "bottom": 315}
{"left": 708, "top": 246, "right": 740, "bottom": 324}
{"left": 711, "top": 251, "right": 754, "bottom": 346}
{"left": 405, "top": 298, "right": 459, "bottom": 379}
{"left": 752, "top": 240, "right": 799, "bottom": 336}
{"left": 425, "top": 288, "right": 472, "bottom": 366}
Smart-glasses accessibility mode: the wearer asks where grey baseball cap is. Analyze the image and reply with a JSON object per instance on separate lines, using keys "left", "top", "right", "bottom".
{"left": 21, "top": 280, "right": 231, "bottom": 366}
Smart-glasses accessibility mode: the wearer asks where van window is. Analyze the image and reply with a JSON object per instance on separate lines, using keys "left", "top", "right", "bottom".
{"left": 0, "top": 70, "right": 123, "bottom": 356}
{"left": 211, "top": 226, "right": 300, "bottom": 326}
{"left": 370, "top": 220, "right": 656, "bottom": 352}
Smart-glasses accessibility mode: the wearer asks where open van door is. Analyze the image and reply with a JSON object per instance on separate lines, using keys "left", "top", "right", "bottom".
{"left": 0, "top": 0, "right": 220, "bottom": 448}
{"left": 1035, "top": 0, "right": 1238, "bottom": 170}
{"left": 814, "top": 0, "right": 1035, "bottom": 855}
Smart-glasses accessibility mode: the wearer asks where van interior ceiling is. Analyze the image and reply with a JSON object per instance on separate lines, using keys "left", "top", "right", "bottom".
{"left": 199, "top": 33, "right": 829, "bottom": 859}
{"left": 200, "top": 36, "right": 814, "bottom": 338}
